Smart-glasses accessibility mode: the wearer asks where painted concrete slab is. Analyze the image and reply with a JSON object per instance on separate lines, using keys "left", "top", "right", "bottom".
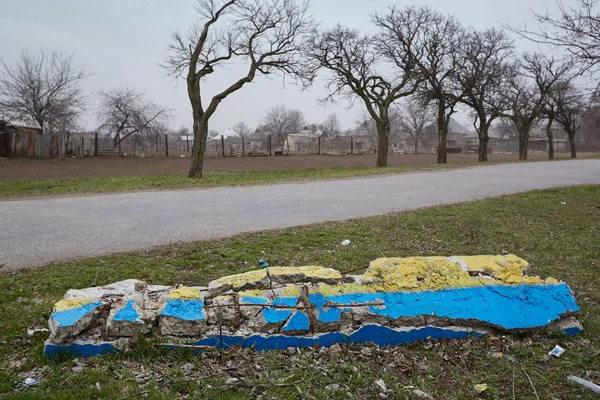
{"left": 44, "top": 255, "right": 583, "bottom": 358}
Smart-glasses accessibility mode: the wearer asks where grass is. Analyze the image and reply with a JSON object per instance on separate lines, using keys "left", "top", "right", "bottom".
{"left": 0, "top": 159, "right": 535, "bottom": 198}
{"left": 0, "top": 185, "right": 599, "bottom": 399}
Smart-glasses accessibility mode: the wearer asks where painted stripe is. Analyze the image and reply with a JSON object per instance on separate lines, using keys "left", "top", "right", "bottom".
{"left": 113, "top": 300, "right": 140, "bottom": 322}
{"left": 161, "top": 299, "right": 205, "bottom": 321}
{"left": 51, "top": 302, "right": 103, "bottom": 327}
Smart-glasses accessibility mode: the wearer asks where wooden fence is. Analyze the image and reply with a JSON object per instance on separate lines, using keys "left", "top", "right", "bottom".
{"left": 6, "top": 131, "right": 85, "bottom": 158}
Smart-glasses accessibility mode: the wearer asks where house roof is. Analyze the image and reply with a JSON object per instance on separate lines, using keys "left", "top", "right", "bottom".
{"left": 4, "top": 118, "right": 42, "bottom": 130}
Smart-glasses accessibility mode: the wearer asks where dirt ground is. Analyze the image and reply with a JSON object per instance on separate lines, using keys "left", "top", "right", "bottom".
{"left": 0, "top": 152, "right": 594, "bottom": 182}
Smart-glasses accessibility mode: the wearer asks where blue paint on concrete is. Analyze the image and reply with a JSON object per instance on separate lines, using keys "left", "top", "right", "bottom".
{"left": 262, "top": 296, "right": 298, "bottom": 324}
{"left": 282, "top": 311, "right": 310, "bottom": 332}
{"left": 192, "top": 325, "right": 485, "bottom": 351}
{"left": 309, "top": 284, "right": 578, "bottom": 330}
{"left": 241, "top": 296, "right": 269, "bottom": 305}
{"left": 113, "top": 300, "right": 140, "bottom": 322}
{"left": 161, "top": 300, "right": 205, "bottom": 321}
{"left": 51, "top": 302, "right": 103, "bottom": 327}
{"left": 310, "top": 293, "right": 342, "bottom": 323}
{"left": 44, "top": 341, "right": 119, "bottom": 359}
{"left": 563, "top": 326, "right": 583, "bottom": 336}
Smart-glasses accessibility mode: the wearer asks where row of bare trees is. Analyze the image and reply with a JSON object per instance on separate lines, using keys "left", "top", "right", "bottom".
{"left": 164, "top": 0, "right": 600, "bottom": 178}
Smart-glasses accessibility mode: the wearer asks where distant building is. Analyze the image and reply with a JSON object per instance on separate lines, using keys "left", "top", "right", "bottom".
{"left": 0, "top": 118, "right": 43, "bottom": 157}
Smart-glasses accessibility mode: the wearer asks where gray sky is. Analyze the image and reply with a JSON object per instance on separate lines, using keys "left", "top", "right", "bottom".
{"left": 0, "top": 0, "right": 565, "bottom": 133}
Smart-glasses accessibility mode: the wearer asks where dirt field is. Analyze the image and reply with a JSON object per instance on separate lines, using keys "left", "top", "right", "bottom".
{"left": 0, "top": 152, "right": 595, "bottom": 182}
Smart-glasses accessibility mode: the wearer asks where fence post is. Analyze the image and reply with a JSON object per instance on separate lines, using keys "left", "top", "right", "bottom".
{"left": 81, "top": 136, "right": 85, "bottom": 157}
{"left": 165, "top": 134, "right": 169, "bottom": 157}
{"left": 242, "top": 136, "right": 246, "bottom": 157}
{"left": 351, "top": 136, "right": 354, "bottom": 155}
{"left": 186, "top": 135, "right": 190, "bottom": 153}
{"left": 221, "top": 135, "right": 226, "bottom": 157}
{"left": 318, "top": 135, "right": 321, "bottom": 155}
{"left": 94, "top": 132, "right": 98, "bottom": 156}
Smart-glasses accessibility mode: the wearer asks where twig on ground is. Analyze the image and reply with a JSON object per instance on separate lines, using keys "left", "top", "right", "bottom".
{"left": 91, "top": 268, "right": 99, "bottom": 287}
{"left": 523, "top": 369, "right": 540, "bottom": 400}
{"left": 512, "top": 367, "right": 516, "bottom": 400}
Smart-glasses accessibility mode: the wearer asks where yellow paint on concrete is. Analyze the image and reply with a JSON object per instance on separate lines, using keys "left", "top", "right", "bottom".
{"left": 209, "top": 256, "right": 559, "bottom": 299}
{"left": 167, "top": 286, "right": 201, "bottom": 300}
{"left": 238, "top": 289, "right": 269, "bottom": 298}
{"left": 268, "top": 266, "right": 342, "bottom": 280}
{"left": 54, "top": 298, "right": 93, "bottom": 312}
{"left": 210, "top": 269, "right": 268, "bottom": 290}
{"left": 457, "top": 255, "right": 546, "bottom": 284}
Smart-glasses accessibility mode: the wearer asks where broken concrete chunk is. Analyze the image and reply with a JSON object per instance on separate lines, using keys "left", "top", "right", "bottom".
{"left": 268, "top": 266, "right": 343, "bottom": 285}
{"left": 208, "top": 269, "right": 270, "bottom": 294}
{"left": 45, "top": 255, "right": 583, "bottom": 358}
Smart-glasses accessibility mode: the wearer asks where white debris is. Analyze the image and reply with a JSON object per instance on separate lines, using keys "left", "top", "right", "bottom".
{"left": 325, "top": 384, "right": 340, "bottom": 390}
{"left": 27, "top": 328, "right": 49, "bottom": 336}
{"left": 226, "top": 378, "right": 240, "bottom": 385}
{"left": 374, "top": 379, "right": 387, "bottom": 392}
{"left": 549, "top": 345, "right": 566, "bottom": 357}
{"left": 23, "top": 378, "right": 38, "bottom": 387}
{"left": 341, "top": 239, "right": 351, "bottom": 246}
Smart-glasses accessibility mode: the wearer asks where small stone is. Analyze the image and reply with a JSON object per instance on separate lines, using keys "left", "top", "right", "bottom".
{"left": 413, "top": 389, "right": 435, "bottom": 399}
{"left": 182, "top": 363, "right": 194, "bottom": 371}
{"left": 374, "top": 379, "right": 387, "bottom": 392}
{"left": 226, "top": 378, "right": 239, "bottom": 385}
{"left": 329, "top": 344, "right": 342, "bottom": 353}
{"left": 95, "top": 382, "right": 101, "bottom": 390}
{"left": 379, "top": 393, "right": 388, "bottom": 399}
{"left": 361, "top": 348, "right": 373, "bottom": 356}
{"left": 72, "top": 365, "right": 84, "bottom": 373}
{"left": 325, "top": 384, "right": 340, "bottom": 390}
{"left": 540, "top": 354, "right": 550, "bottom": 363}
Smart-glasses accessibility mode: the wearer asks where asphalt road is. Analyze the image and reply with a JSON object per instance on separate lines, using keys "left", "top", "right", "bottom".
{"left": 1, "top": 159, "right": 599, "bottom": 271}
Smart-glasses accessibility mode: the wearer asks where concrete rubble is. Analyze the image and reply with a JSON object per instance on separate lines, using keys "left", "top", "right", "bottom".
{"left": 44, "top": 255, "right": 583, "bottom": 358}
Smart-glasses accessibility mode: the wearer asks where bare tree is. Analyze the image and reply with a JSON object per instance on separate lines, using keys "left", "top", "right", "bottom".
{"left": 322, "top": 113, "right": 340, "bottom": 138}
{"left": 232, "top": 121, "right": 252, "bottom": 137}
{"left": 163, "top": 0, "right": 313, "bottom": 178}
{"left": 287, "top": 109, "right": 306, "bottom": 136}
{"left": 510, "top": 0, "right": 600, "bottom": 77}
{"left": 396, "top": 99, "right": 435, "bottom": 154}
{"left": 542, "top": 95, "right": 558, "bottom": 160}
{"left": 0, "top": 50, "right": 87, "bottom": 133}
{"left": 376, "top": 7, "right": 465, "bottom": 164}
{"left": 309, "top": 6, "right": 428, "bottom": 168}
{"left": 261, "top": 104, "right": 304, "bottom": 145}
{"left": 455, "top": 28, "right": 514, "bottom": 161}
{"left": 503, "top": 53, "right": 570, "bottom": 160}
{"left": 550, "top": 80, "right": 584, "bottom": 158}
{"left": 97, "top": 87, "right": 171, "bottom": 149}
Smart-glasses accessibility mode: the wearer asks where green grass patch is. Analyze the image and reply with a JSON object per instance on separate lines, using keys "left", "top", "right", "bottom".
{"left": 0, "top": 160, "right": 512, "bottom": 198}
{"left": 0, "top": 186, "right": 599, "bottom": 399}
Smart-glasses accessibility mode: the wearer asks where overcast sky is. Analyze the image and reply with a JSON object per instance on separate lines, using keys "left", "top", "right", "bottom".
{"left": 0, "top": 0, "right": 566, "bottom": 133}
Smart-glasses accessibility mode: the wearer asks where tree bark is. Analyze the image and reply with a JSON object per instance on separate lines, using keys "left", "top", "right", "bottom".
{"left": 436, "top": 102, "right": 447, "bottom": 164}
{"left": 546, "top": 117, "right": 554, "bottom": 160}
{"left": 518, "top": 124, "right": 530, "bottom": 161}
{"left": 376, "top": 118, "right": 390, "bottom": 168}
{"left": 414, "top": 135, "right": 418, "bottom": 154}
{"left": 188, "top": 116, "right": 208, "bottom": 178}
{"left": 569, "top": 132, "right": 577, "bottom": 158}
{"left": 478, "top": 134, "right": 489, "bottom": 162}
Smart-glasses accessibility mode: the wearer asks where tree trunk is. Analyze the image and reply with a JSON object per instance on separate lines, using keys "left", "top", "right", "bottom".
{"left": 518, "top": 125, "right": 529, "bottom": 161}
{"left": 376, "top": 118, "right": 390, "bottom": 168}
{"left": 188, "top": 116, "right": 208, "bottom": 178}
{"left": 414, "top": 134, "right": 419, "bottom": 154}
{"left": 546, "top": 116, "right": 554, "bottom": 160}
{"left": 569, "top": 132, "right": 577, "bottom": 159}
{"left": 478, "top": 135, "right": 489, "bottom": 162}
{"left": 436, "top": 102, "right": 447, "bottom": 164}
